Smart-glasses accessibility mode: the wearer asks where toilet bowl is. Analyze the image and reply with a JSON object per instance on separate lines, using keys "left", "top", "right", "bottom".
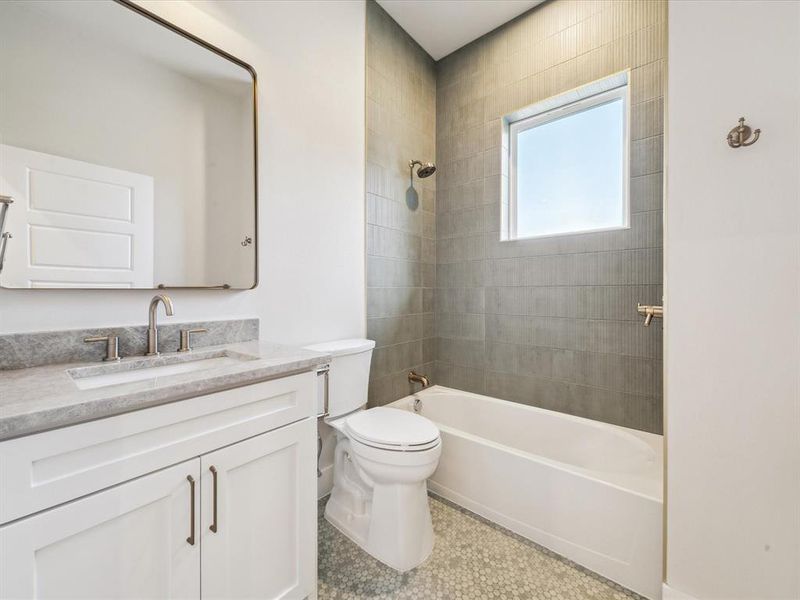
{"left": 326, "top": 407, "right": 441, "bottom": 571}
{"left": 304, "top": 339, "right": 441, "bottom": 572}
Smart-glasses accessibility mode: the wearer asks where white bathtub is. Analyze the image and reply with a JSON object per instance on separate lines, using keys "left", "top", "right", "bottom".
{"left": 389, "top": 385, "right": 663, "bottom": 600}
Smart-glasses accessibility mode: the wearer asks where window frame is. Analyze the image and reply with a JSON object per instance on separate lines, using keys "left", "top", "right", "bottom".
{"left": 506, "top": 83, "right": 630, "bottom": 241}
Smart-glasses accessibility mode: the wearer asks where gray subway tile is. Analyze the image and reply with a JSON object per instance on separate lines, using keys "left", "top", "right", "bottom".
{"left": 367, "top": 286, "right": 423, "bottom": 318}
{"left": 376, "top": 0, "right": 667, "bottom": 433}
{"left": 367, "top": 315, "right": 424, "bottom": 348}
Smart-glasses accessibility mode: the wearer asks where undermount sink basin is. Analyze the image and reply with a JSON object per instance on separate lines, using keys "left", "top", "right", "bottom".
{"left": 68, "top": 351, "right": 256, "bottom": 391}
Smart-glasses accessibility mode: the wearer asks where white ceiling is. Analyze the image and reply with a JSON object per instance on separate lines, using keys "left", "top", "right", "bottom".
{"left": 377, "top": 0, "right": 543, "bottom": 61}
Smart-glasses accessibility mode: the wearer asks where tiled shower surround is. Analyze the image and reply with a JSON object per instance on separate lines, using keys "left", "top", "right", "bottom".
{"left": 367, "top": 0, "right": 665, "bottom": 434}
{"left": 366, "top": 1, "right": 437, "bottom": 406}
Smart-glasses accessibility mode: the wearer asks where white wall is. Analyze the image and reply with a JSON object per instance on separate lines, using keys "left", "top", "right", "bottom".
{"left": 665, "top": 2, "right": 800, "bottom": 598}
{"left": 0, "top": 0, "right": 366, "bottom": 346}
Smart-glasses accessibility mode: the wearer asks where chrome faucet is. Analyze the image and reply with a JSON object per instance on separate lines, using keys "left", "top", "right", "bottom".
{"left": 408, "top": 371, "right": 430, "bottom": 388}
{"left": 146, "top": 294, "right": 174, "bottom": 355}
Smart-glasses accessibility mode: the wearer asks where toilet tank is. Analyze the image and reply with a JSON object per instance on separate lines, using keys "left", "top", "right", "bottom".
{"left": 303, "top": 339, "right": 375, "bottom": 418}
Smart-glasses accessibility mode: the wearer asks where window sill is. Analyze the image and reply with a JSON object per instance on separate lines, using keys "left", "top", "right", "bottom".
{"left": 501, "top": 223, "right": 631, "bottom": 243}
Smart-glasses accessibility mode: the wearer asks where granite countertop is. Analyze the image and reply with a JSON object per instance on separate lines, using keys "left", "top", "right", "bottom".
{"left": 0, "top": 341, "right": 330, "bottom": 442}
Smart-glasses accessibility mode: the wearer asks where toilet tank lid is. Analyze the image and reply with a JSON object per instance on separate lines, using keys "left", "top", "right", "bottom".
{"left": 304, "top": 338, "right": 375, "bottom": 357}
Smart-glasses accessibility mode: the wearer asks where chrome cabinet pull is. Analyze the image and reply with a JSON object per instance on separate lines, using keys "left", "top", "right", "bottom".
{"left": 209, "top": 466, "right": 219, "bottom": 533}
{"left": 186, "top": 475, "right": 196, "bottom": 545}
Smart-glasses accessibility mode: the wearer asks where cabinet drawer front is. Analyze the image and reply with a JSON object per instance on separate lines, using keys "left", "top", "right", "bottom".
{"left": 0, "top": 372, "right": 316, "bottom": 525}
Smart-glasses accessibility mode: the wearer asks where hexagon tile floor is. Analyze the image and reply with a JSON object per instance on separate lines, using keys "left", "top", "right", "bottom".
{"left": 318, "top": 494, "right": 644, "bottom": 600}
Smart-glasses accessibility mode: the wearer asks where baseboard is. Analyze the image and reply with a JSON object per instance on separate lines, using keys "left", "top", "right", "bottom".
{"left": 663, "top": 583, "right": 697, "bottom": 600}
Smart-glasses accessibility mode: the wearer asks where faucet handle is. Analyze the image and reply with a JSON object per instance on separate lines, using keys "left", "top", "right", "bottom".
{"left": 636, "top": 303, "right": 664, "bottom": 327}
{"left": 179, "top": 328, "right": 207, "bottom": 353}
{"left": 84, "top": 335, "right": 121, "bottom": 362}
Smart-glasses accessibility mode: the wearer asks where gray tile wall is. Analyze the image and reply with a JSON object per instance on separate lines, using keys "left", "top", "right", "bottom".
{"left": 366, "top": 1, "right": 437, "bottom": 407}
{"left": 434, "top": 0, "right": 666, "bottom": 433}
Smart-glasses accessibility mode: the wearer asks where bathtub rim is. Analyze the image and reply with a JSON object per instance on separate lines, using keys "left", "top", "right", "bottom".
{"left": 389, "top": 384, "right": 664, "bottom": 503}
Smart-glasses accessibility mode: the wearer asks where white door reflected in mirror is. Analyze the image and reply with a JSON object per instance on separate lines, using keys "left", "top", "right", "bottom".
{"left": 1, "top": 145, "right": 154, "bottom": 289}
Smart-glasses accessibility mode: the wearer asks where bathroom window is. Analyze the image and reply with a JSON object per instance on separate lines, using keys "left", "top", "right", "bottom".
{"left": 506, "top": 83, "right": 629, "bottom": 240}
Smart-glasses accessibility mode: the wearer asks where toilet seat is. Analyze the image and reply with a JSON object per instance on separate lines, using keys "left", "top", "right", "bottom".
{"left": 348, "top": 431, "right": 441, "bottom": 469}
{"left": 348, "top": 431, "right": 440, "bottom": 452}
{"left": 344, "top": 407, "right": 440, "bottom": 452}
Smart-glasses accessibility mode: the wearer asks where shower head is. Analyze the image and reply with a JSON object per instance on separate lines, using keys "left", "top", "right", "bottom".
{"left": 409, "top": 159, "right": 436, "bottom": 179}
{"left": 417, "top": 163, "right": 436, "bottom": 178}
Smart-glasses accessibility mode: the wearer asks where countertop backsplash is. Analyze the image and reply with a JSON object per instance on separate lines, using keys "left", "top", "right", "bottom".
{"left": 0, "top": 318, "right": 259, "bottom": 370}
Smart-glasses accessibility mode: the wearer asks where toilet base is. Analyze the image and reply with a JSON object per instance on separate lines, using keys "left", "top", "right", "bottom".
{"left": 325, "top": 436, "right": 436, "bottom": 572}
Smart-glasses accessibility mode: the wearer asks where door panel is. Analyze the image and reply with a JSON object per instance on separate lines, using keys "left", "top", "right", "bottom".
{"left": 0, "top": 459, "right": 200, "bottom": 599}
{"left": 201, "top": 419, "right": 316, "bottom": 600}
{"left": 0, "top": 143, "right": 154, "bottom": 287}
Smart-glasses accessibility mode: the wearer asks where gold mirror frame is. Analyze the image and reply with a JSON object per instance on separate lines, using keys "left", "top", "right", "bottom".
{"left": 0, "top": 1, "right": 259, "bottom": 291}
{"left": 114, "top": 0, "right": 259, "bottom": 291}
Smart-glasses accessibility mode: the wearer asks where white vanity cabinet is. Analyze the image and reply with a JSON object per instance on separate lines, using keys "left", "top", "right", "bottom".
{"left": 0, "top": 458, "right": 202, "bottom": 599}
{"left": 201, "top": 419, "right": 316, "bottom": 599}
{"left": 0, "top": 371, "right": 319, "bottom": 600}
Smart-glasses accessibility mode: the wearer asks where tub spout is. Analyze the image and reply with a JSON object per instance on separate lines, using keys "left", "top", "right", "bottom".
{"left": 408, "top": 371, "right": 430, "bottom": 388}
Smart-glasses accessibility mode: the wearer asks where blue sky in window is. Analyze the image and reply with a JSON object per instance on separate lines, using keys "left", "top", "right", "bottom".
{"left": 516, "top": 98, "right": 624, "bottom": 238}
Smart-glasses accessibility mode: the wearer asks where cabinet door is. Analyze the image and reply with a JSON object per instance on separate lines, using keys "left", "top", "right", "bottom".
{"left": 0, "top": 458, "right": 201, "bottom": 599}
{"left": 200, "top": 419, "right": 316, "bottom": 599}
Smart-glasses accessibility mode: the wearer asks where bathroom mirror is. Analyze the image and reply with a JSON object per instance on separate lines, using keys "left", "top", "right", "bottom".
{"left": 0, "top": 0, "right": 257, "bottom": 289}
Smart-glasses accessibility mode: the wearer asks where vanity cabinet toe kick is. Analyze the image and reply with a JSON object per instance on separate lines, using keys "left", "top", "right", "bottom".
{"left": 0, "top": 371, "right": 320, "bottom": 600}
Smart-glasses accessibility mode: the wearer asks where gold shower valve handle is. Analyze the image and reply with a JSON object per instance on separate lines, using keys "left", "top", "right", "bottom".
{"left": 637, "top": 304, "right": 663, "bottom": 327}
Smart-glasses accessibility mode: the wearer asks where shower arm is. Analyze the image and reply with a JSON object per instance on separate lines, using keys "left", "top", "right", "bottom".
{"left": 409, "top": 160, "right": 421, "bottom": 184}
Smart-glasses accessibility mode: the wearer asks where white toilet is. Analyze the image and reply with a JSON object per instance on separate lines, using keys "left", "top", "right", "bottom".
{"left": 305, "top": 338, "right": 441, "bottom": 572}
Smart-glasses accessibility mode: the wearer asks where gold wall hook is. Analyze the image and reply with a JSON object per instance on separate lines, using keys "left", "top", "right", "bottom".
{"left": 727, "top": 117, "right": 760, "bottom": 148}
